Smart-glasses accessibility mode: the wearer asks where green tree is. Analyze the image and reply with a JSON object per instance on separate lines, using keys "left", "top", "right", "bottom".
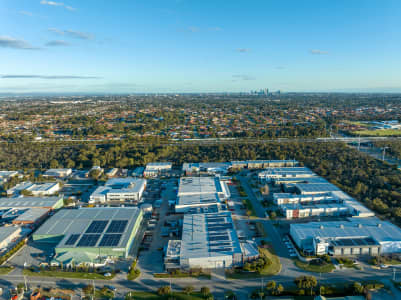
{"left": 183, "top": 286, "right": 194, "bottom": 295}
{"left": 157, "top": 285, "right": 171, "bottom": 296}
{"left": 50, "top": 159, "right": 59, "bottom": 169}
{"left": 295, "top": 276, "right": 317, "bottom": 295}
{"left": 201, "top": 286, "right": 210, "bottom": 297}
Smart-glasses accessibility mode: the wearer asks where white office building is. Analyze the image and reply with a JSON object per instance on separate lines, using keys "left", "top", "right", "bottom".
{"left": 280, "top": 203, "right": 350, "bottom": 219}
{"left": 89, "top": 177, "right": 146, "bottom": 204}
{"left": 182, "top": 162, "right": 231, "bottom": 175}
{"left": 7, "top": 182, "right": 61, "bottom": 197}
{"left": 44, "top": 169, "right": 72, "bottom": 178}
{"left": 273, "top": 192, "right": 340, "bottom": 205}
{"left": 143, "top": 162, "right": 172, "bottom": 177}
{"left": 258, "top": 167, "right": 316, "bottom": 182}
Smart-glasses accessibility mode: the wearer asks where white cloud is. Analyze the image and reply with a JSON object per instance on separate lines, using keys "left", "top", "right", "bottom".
{"left": 232, "top": 74, "right": 255, "bottom": 81}
{"left": 310, "top": 49, "right": 328, "bottom": 55}
{"left": 1, "top": 75, "right": 100, "bottom": 79}
{"left": 45, "top": 40, "right": 70, "bottom": 47}
{"left": 0, "top": 36, "right": 39, "bottom": 50}
{"left": 48, "top": 28, "right": 94, "bottom": 40}
{"left": 188, "top": 26, "right": 200, "bottom": 33}
{"left": 236, "top": 48, "right": 250, "bottom": 53}
{"left": 19, "top": 11, "right": 33, "bottom": 16}
{"left": 40, "top": 1, "right": 76, "bottom": 11}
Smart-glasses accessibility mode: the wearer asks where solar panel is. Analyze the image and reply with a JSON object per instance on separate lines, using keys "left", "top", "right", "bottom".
{"left": 207, "top": 223, "right": 233, "bottom": 231}
{"left": 65, "top": 234, "right": 80, "bottom": 245}
{"left": 209, "top": 242, "right": 232, "bottom": 247}
{"left": 99, "top": 234, "right": 122, "bottom": 247}
{"left": 210, "top": 248, "right": 232, "bottom": 252}
{"left": 206, "top": 218, "right": 225, "bottom": 223}
{"left": 77, "top": 234, "right": 101, "bottom": 247}
{"left": 106, "top": 220, "right": 128, "bottom": 233}
{"left": 209, "top": 235, "right": 229, "bottom": 241}
{"left": 86, "top": 220, "right": 109, "bottom": 234}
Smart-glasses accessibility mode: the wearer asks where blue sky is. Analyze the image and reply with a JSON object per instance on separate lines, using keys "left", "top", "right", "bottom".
{"left": 1, "top": 0, "right": 401, "bottom": 93}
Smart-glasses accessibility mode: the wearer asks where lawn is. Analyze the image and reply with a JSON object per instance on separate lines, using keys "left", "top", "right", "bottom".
{"left": 226, "top": 247, "right": 281, "bottom": 279}
{"left": 336, "top": 257, "right": 359, "bottom": 269}
{"left": 0, "top": 266, "right": 14, "bottom": 275}
{"left": 125, "top": 292, "right": 205, "bottom": 300}
{"left": 259, "top": 247, "right": 281, "bottom": 275}
{"left": 353, "top": 129, "right": 401, "bottom": 136}
{"left": 294, "top": 259, "right": 335, "bottom": 273}
{"left": 95, "top": 288, "right": 115, "bottom": 299}
{"left": 154, "top": 271, "right": 211, "bottom": 279}
{"left": 23, "top": 269, "right": 114, "bottom": 280}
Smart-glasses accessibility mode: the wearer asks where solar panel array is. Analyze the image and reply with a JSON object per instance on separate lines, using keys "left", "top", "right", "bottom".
{"left": 61, "top": 219, "right": 131, "bottom": 248}
{"left": 209, "top": 235, "right": 229, "bottom": 241}
{"left": 99, "top": 234, "right": 122, "bottom": 246}
{"left": 77, "top": 234, "right": 101, "bottom": 247}
{"left": 86, "top": 220, "right": 109, "bottom": 233}
{"left": 107, "top": 220, "right": 128, "bottom": 233}
{"left": 65, "top": 234, "right": 80, "bottom": 245}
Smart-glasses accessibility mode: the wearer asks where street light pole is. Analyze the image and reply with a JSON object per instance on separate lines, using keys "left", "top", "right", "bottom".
{"left": 382, "top": 147, "right": 389, "bottom": 161}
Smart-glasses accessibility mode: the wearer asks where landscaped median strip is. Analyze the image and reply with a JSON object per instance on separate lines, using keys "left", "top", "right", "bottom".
{"left": 0, "top": 266, "right": 14, "bottom": 275}
{"left": 22, "top": 268, "right": 115, "bottom": 280}
{"left": 153, "top": 269, "right": 211, "bottom": 279}
{"left": 294, "top": 258, "right": 335, "bottom": 273}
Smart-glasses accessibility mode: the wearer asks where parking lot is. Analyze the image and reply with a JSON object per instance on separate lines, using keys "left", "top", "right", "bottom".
{"left": 137, "top": 178, "right": 181, "bottom": 277}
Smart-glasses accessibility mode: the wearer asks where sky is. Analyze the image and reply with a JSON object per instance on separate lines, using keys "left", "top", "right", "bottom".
{"left": 1, "top": 0, "right": 401, "bottom": 93}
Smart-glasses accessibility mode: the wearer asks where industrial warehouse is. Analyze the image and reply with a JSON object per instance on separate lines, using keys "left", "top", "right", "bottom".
{"left": 175, "top": 193, "right": 222, "bottom": 213}
{"left": 164, "top": 175, "right": 259, "bottom": 271}
{"left": 0, "top": 196, "right": 64, "bottom": 210}
{"left": 89, "top": 177, "right": 146, "bottom": 204}
{"left": 164, "top": 211, "right": 258, "bottom": 270}
{"left": 33, "top": 207, "right": 143, "bottom": 266}
{"left": 7, "top": 181, "right": 61, "bottom": 197}
{"left": 290, "top": 217, "right": 401, "bottom": 256}
{"left": 177, "top": 176, "right": 230, "bottom": 199}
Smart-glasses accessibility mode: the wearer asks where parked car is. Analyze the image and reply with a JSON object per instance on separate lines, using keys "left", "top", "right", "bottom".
{"left": 105, "top": 285, "right": 117, "bottom": 292}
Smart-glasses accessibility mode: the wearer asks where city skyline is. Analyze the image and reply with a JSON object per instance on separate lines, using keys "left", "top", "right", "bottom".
{"left": 1, "top": 0, "right": 401, "bottom": 93}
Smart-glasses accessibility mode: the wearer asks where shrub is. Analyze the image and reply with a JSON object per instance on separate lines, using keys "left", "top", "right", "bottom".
{"left": 157, "top": 286, "right": 171, "bottom": 296}
{"left": 200, "top": 286, "right": 210, "bottom": 297}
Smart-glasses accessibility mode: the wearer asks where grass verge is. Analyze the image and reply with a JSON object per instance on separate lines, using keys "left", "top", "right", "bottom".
{"left": 226, "top": 247, "right": 281, "bottom": 279}
{"left": 0, "top": 266, "right": 14, "bottom": 275}
{"left": 154, "top": 270, "right": 211, "bottom": 279}
{"left": 127, "top": 260, "right": 140, "bottom": 280}
{"left": 294, "top": 259, "right": 335, "bottom": 273}
{"left": 353, "top": 129, "right": 401, "bottom": 136}
{"left": 125, "top": 292, "right": 205, "bottom": 300}
{"left": 23, "top": 269, "right": 114, "bottom": 280}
